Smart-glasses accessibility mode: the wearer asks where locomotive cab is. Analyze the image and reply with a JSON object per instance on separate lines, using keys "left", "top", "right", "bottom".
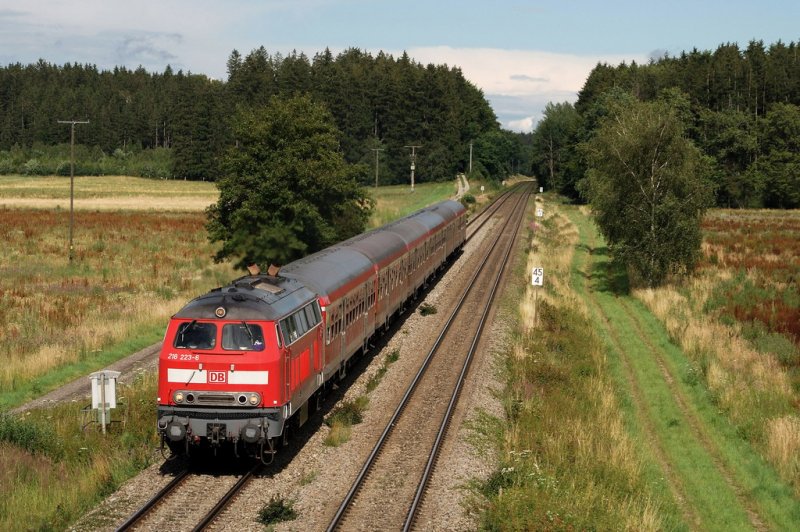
{"left": 156, "top": 276, "right": 320, "bottom": 462}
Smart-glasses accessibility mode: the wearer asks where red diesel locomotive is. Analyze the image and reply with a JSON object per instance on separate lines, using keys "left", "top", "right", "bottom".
{"left": 157, "top": 200, "right": 466, "bottom": 462}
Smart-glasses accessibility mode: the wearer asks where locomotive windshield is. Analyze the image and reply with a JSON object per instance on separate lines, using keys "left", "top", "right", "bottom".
{"left": 222, "top": 322, "right": 265, "bottom": 351}
{"left": 174, "top": 321, "right": 217, "bottom": 349}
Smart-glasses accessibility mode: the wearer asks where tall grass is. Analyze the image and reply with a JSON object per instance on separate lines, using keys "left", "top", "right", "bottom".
{"left": 0, "top": 207, "right": 236, "bottom": 408}
{"left": 0, "top": 175, "right": 219, "bottom": 211}
{"left": 0, "top": 373, "right": 159, "bottom": 531}
{"left": 634, "top": 208, "right": 800, "bottom": 493}
{"left": 476, "top": 199, "right": 672, "bottom": 530}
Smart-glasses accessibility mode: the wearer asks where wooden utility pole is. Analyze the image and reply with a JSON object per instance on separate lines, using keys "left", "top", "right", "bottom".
{"left": 57, "top": 119, "right": 89, "bottom": 262}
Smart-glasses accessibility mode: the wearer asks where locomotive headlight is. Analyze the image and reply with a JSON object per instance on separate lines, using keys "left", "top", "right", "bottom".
{"left": 173, "top": 391, "right": 184, "bottom": 403}
{"left": 249, "top": 393, "right": 260, "bottom": 406}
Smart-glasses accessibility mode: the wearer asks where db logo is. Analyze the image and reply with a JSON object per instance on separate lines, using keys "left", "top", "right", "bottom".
{"left": 209, "top": 371, "right": 227, "bottom": 383}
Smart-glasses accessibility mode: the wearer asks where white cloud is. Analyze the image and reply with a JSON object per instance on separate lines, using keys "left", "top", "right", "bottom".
{"left": 507, "top": 116, "right": 536, "bottom": 132}
{"left": 0, "top": 1, "right": 264, "bottom": 74}
{"left": 406, "top": 46, "right": 647, "bottom": 132}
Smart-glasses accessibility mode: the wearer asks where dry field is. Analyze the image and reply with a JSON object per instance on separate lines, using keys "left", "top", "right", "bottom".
{"left": 636, "top": 208, "right": 800, "bottom": 495}
{"left": 0, "top": 206, "right": 236, "bottom": 407}
{"left": 0, "top": 174, "right": 219, "bottom": 211}
{"left": 0, "top": 176, "right": 235, "bottom": 529}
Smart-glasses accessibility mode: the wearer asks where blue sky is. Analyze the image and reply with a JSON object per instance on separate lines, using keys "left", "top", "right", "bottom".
{"left": 1, "top": 0, "right": 797, "bottom": 131}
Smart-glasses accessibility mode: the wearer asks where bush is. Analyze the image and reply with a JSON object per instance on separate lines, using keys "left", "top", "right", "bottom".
{"left": 0, "top": 157, "right": 15, "bottom": 174}
{"left": 23, "top": 158, "right": 43, "bottom": 175}
{"left": 257, "top": 495, "right": 297, "bottom": 525}
{"left": 0, "top": 415, "right": 64, "bottom": 459}
{"left": 325, "top": 397, "right": 367, "bottom": 427}
{"left": 419, "top": 303, "right": 438, "bottom": 316}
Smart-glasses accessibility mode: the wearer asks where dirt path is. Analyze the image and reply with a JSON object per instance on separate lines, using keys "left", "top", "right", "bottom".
{"left": 567, "top": 208, "right": 765, "bottom": 531}
{"left": 8, "top": 342, "right": 162, "bottom": 415}
{"left": 617, "top": 299, "right": 767, "bottom": 531}
{"left": 575, "top": 217, "right": 701, "bottom": 529}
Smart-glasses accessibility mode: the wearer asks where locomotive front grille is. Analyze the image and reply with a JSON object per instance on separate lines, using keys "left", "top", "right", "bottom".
{"left": 196, "top": 393, "right": 236, "bottom": 405}
{"left": 177, "top": 390, "right": 262, "bottom": 407}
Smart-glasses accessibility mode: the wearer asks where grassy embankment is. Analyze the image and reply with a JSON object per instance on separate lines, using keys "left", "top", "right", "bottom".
{"left": 478, "top": 197, "right": 800, "bottom": 530}
{"left": 476, "top": 196, "right": 675, "bottom": 530}
{"left": 0, "top": 174, "right": 458, "bottom": 529}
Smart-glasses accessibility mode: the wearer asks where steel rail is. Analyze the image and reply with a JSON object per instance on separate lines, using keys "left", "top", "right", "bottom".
{"left": 404, "top": 181, "right": 530, "bottom": 531}
{"left": 464, "top": 181, "right": 522, "bottom": 240}
{"left": 192, "top": 463, "right": 261, "bottom": 531}
{"left": 326, "top": 184, "right": 532, "bottom": 531}
{"left": 115, "top": 469, "right": 190, "bottom": 531}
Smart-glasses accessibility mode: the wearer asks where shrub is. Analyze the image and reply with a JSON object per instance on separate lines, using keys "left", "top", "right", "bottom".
{"left": 257, "top": 495, "right": 297, "bottom": 525}
{"left": 419, "top": 303, "right": 437, "bottom": 316}
{"left": 23, "top": 158, "right": 43, "bottom": 175}
{"left": 0, "top": 415, "right": 64, "bottom": 459}
{"left": 325, "top": 397, "right": 367, "bottom": 427}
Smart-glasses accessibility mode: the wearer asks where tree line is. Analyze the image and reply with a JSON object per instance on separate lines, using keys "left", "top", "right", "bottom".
{"left": 531, "top": 39, "right": 800, "bottom": 209}
{"left": 0, "top": 48, "right": 527, "bottom": 184}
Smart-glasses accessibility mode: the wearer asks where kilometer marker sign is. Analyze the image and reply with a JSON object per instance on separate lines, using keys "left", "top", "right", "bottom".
{"left": 532, "top": 267, "right": 544, "bottom": 286}
{"left": 531, "top": 267, "right": 543, "bottom": 327}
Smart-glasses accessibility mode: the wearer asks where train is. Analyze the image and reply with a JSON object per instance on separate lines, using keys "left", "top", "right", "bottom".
{"left": 156, "top": 200, "right": 467, "bottom": 462}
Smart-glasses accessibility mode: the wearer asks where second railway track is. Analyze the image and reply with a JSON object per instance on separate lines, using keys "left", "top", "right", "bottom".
{"left": 112, "top": 182, "right": 532, "bottom": 532}
{"left": 327, "top": 183, "right": 532, "bottom": 531}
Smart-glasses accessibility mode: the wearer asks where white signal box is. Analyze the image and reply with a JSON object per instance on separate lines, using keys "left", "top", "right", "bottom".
{"left": 532, "top": 267, "right": 544, "bottom": 286}
{"left": 536, "top": 208, "right": 543, "bottom": 217}
{"left": 539, "top": 186, "right": 543, "bottom": 193}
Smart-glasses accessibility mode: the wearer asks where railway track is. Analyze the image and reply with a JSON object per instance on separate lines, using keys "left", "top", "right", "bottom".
{"left": 464, "top": 181, "right": 520, "bottom": 241}
{"left": 115, "top": 463, "right": 260, "bottom": 532}
{"left": 327, "top": 183, "right": 532, "bottom": 531}
{"left": 114, "top": 182, "right": 531, "bottom": 532}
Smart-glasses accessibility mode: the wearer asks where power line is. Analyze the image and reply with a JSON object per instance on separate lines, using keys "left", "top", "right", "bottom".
{"left": 57, "top": 119, "right": 90, "bottom": 263}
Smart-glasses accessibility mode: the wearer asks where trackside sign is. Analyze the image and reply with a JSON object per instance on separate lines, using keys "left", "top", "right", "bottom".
{"left": 532, "top": 267, "right": 544, "bottom": 286}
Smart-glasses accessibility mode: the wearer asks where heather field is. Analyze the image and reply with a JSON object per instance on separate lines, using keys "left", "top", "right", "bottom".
{"left": 635, "top": 208, "right": 800, "bottom": 498}
{"left": 0, "top": 207, "right": 236, "bottom": 408}
{"left": 700, "top": 209, "right": 800, "bottom": 350}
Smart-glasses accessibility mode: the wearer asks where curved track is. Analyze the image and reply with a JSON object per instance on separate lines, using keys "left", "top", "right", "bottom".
{"left": 327, "top": 183, "right": 532, "bottom": 531}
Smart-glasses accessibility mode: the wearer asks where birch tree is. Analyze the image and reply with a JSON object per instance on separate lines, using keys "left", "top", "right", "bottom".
{"left": 583, "top": 98, "right": 714, "bottom": 287}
